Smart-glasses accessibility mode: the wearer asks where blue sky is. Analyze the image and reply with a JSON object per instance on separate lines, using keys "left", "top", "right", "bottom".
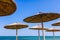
{"left": 0, "top": 0, "right": 60, "bottom": 36}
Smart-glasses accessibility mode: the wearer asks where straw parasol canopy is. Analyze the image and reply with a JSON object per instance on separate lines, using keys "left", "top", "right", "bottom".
{"left": 52, "top": 22, "right": 60, "bottom": 26}
{"left": 23, "top": 12, "right": 60, "bottom": 23}
{"left": 23, "top": 12, "right": 60, "bottom": 40}
{"left": 29, "top": 25, "right": 47, "bottom": 40}
{"left": 4, "top": 22, "right": 28, "bottom": 40}
{"left": 0, "top": 0, "right": 16, "bottom": 16}
{"left": 4, "top": 22, "right": 28, "bottom": 29}
{"left": 46, "top": 28, "right": 60, "bottom": 40}
{"left": 46, "top": 28, "right": 60, "bottom": 32}
{"left": 29, "top": 25, "right": 47, "bottom": 30}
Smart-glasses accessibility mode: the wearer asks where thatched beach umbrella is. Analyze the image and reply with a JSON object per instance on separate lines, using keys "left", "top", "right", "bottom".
{"left": 4, "top": 22, "right": 28, "bottom": 40}
{"left": 23, "top": 12, "right": 60, "bottom": 40}
{"left": 52, "top": 22, "right": 60, "bottom": 26}
{"left": 46, "top": 28, "right": 60, "bottom": 40}
{"left": 29, "top": 24, "right": 47, "bottom": 40}
{"left": 0, "top": 0, "right": 16, "bottom": 16}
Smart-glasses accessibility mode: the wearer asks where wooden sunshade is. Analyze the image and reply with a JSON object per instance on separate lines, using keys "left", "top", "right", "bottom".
{"left": 4, "top": 22, "right": 28, "bottom": 40}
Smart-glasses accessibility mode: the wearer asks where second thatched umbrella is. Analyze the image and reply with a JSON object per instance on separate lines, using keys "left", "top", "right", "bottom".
{"left": 29, "top": 24, "right": 47, "bottom": 40}
{"left": 4, "top": 22, "right": 28, "bottom": 40}
{"left": 46, "top": 28, "right": 60, "bottom": 40}
{"left": 23, "top": 12, "right": 60, "bottom": 40}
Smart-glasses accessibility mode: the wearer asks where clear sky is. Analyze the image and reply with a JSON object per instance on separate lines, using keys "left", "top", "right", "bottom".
{"left": 0, "top": 0, "right": 60, "bottom": 36}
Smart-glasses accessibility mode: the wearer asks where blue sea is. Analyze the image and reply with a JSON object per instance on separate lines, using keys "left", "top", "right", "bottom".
{"left": 0, "top": 36, "right": 60, "bottom": 40}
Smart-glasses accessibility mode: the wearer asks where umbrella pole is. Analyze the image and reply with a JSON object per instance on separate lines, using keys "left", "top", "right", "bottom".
{"left": 16, "top": 28, "right": 18, "bottom": 40}
{"left": 41, "top": 22, "right": 45, "bottom": 40}
{"left": 53, "top": 31, "right": 55, "bottom": 40}
{"left": 38, "top": 30, "right": 40, "bottom": 40}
